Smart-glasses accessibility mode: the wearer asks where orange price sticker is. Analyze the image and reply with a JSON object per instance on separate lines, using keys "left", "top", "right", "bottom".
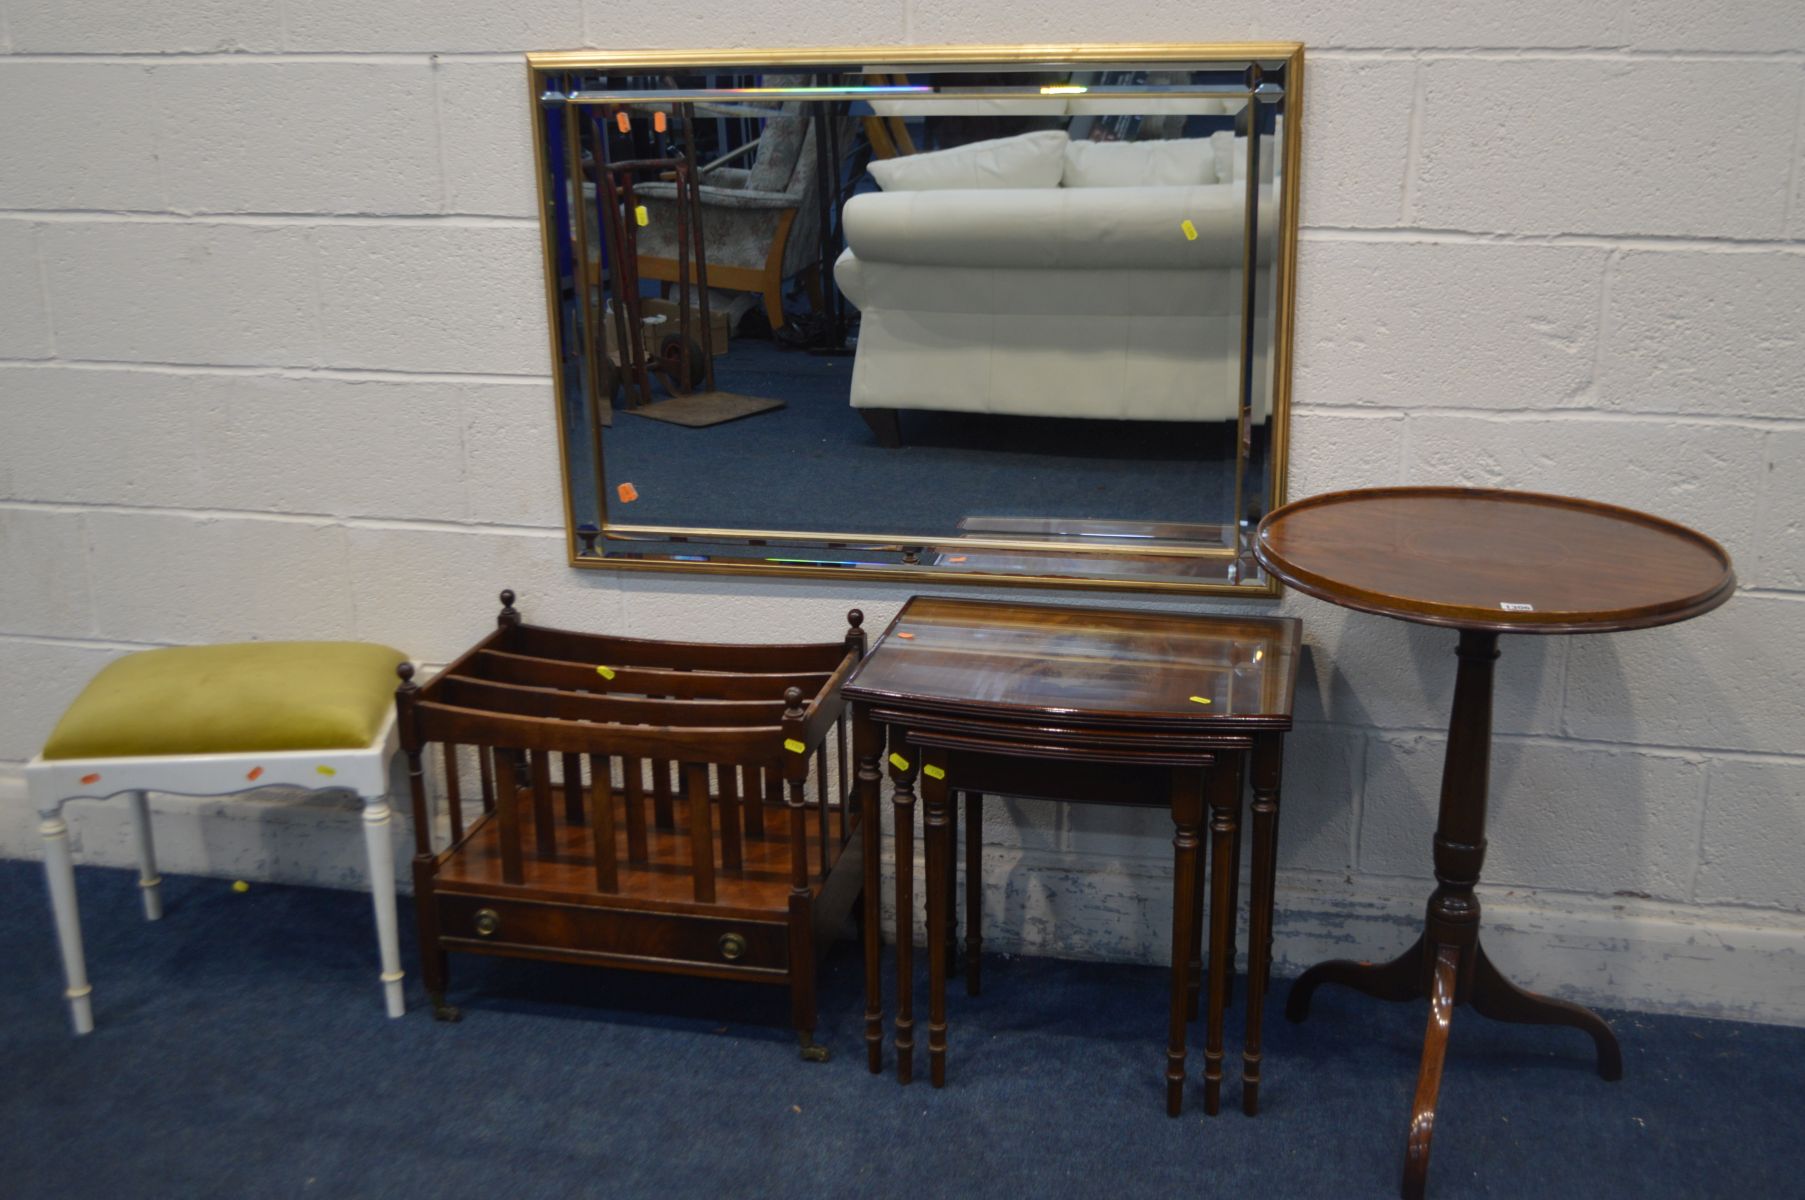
{"left": 616, "top": 111, "right": 631, "bottom": 132}
{"left": 80, "top": 773, "right": 101, "bottom": 786}
{"left": 246, "top": 766, "right": 264, "bottom": 782}
{"left": 617, "top": 482, "right": 639, "bottom": 503}
{"left": 654, "top": 111, "right": 667, "bottom": 133}
{"left": 895, "top": 631, "right": 915, "bottom": 640}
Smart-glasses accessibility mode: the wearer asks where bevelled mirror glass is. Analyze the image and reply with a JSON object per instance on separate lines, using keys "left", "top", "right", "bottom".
{"left": 528, "top": 45, "right": 1302, "bottom": 594}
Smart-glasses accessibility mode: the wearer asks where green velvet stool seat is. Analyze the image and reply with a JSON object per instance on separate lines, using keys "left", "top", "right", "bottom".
{"left": 26, "top": 641, "right": 410, "bottom": 1035}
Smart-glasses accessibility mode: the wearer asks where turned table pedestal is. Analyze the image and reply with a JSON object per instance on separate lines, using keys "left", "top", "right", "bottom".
{"left": 1254, "top": 486, "right": 1735, "bottom": 1200}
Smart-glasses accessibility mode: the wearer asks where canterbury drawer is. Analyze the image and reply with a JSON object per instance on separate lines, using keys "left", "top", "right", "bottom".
{"left": 436, "top": 894, "right": 789, "bottom": 975}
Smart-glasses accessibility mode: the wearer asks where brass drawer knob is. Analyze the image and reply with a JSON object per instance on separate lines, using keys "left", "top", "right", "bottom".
{"left": 719, "top": 932, "right": 747, "bottom": 961}
{"left": 473, "top": 908, "right": 501, "bottom": 937}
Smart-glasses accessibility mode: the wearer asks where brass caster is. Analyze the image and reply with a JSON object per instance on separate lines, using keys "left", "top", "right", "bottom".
{"left": 799, "top": 1036, "right": 830, "bottom": 1063}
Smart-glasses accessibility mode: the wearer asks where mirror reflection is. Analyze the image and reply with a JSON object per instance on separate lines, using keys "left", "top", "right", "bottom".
{"left": 531, "top": 52, "right": 1298, "bottom": 591}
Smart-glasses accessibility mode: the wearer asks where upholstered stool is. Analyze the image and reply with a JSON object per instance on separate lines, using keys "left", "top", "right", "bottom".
{"left": 25, "top": 641, "right": 409, "bottom": 1034}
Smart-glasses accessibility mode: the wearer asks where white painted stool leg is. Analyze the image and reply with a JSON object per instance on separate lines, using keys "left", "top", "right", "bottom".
{"left": 361, "top": 797, "right": 406, "bottom": 1018}
{"left": 40, "top": 811, "right": 96, "bottom": 1035}
{"left": 127, "top": 790, "right": 163, "bottom": 921}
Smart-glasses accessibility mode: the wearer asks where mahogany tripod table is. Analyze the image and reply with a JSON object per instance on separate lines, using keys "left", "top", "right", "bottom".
{"left": 1254, "top": 487, "right": 1735, "bottom": 1200}
{"left": 843, "top": 596, "right": 1300, "bottom": 1117}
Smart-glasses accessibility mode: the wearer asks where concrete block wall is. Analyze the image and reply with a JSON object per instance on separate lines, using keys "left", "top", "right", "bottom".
{"left": 2, "top": 0, "right": 1803, "bottom": 1023}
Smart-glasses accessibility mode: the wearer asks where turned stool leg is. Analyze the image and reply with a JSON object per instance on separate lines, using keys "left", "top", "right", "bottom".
{"left": 127, "top": 790, "right": 163, "bottom": 921}
{"left": 40, "top": 807, "right": 95, "bottom": 1035}
{"left": 361, "top": 795, "right": 406, "bottom": 1019}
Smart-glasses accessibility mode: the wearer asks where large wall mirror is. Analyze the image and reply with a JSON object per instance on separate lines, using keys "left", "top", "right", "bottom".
{"left": 528, "top": 44, "right": 1302, "bottom": 595}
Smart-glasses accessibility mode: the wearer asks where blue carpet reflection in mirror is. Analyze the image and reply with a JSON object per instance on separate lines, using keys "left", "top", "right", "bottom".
{"left": 566, "top": 340, "right": 1239, "bottom": 538}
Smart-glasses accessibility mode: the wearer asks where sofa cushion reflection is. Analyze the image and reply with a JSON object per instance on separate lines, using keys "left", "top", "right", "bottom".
{"left": 835, "top": 130, "right": 1277, "bottom": 444}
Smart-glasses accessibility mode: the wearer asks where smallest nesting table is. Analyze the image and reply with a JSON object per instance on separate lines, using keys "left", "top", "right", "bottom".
{"left": 844, "top": 596, "right": 1300, "bottom": 1116}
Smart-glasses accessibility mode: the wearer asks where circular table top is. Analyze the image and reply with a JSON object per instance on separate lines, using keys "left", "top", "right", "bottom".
{"left": 1254, "top": 487, "right": 1735, "bottom": 634}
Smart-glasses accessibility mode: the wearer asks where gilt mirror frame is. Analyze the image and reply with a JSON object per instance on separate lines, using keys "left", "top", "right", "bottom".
{"left": 527, "top": 42, "right": 1304, "bottom": 596}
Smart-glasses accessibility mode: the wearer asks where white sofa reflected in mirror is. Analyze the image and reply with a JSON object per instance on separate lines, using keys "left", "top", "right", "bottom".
{"left": 835, "top": 128, "right": 1277, "bottom": 446}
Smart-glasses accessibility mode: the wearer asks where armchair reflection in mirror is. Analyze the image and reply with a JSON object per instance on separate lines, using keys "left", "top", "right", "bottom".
{"left": 529, "top": 45, "right": 1302, "bottom": 594}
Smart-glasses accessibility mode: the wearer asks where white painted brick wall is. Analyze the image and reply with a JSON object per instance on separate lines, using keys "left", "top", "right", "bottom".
{"left": 2, "top": 2, "right": 1803, "bottom": 1023}
{"left": 151, "top": 63, "right": 444, "bottom": 216}
{"left": 439, "top": 62, "right": 542, "bottom": 218}
{"left": 1697, "top": 759, "right": 1805, "bottom": 911}
{"left": 37, "top": 220, "right": 322, "bottom": 366}
{"left": 1759, "top": 430, "right": 1805, "bottom": 590}
{"left": 0, "top": 65, "right": 164, "bottom": 211}
{"left": 1412, "top": 59, "right": 1800, "bottom": 238}
{"left": 1361, "top": 735, "right": 1705, "bottom": 899}
{"left": 0, "top": 224, "right": 50, "bottom": 358}
{"left": 1293, "top": 58, "right": 1415, "bottom": 227}
{"left": 312, "top": 224, "right": 548, "bottom": 374}
{"left": 1599, "top": 250, "right": 1805, "bottom": 420}
{"left": 1294, "top": 241, "right": 1609, "bottom": 409}
{"left": 5, "top": 0, "right": 283, "bottom": 54}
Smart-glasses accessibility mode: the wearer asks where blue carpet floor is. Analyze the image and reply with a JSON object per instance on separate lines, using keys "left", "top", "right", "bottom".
{"left": 2, "top": 859, "right": 1800, "bottom": 1199}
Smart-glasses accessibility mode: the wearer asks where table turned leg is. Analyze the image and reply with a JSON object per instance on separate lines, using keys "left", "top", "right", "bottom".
{"left": 922, "top": 750, "right": 951, "bottom": 1088}
{"left": 965, "top": 791, "right": 984, "bottom": 996}
{"left": 1242, "top": 733, "right": 1283, "bottom": 1116}
{"left": 854, "top": 706, "right": 885, "bottom": 1074}
{"left": 1286, "top": 936, "right": 1426, "bottom": 1021}
{"left": 1186, "top": 833, "right": 1206, "bottom": 1022}
{"left": 1404, "top": 943, "right": 1462, "bottom": 1200}
{"left": 1284, "top": 629, "right": 1622, "bottom": 1198}
{"left": 1166, "top": 770, "right": 1205, "bottom": 1117}
{"left": 1203, "top": 755, "right": 1243, "bottom": 1117}
{"left": 1225, "top": 775, "right": 1243, "bottom": 1010}
{"left": 1469, "top": 944, "right": 1622, "bottom": 1080}
{"left": 890, "top": 746, "right": 919, "bottom": 1085}
{"left": 944, "top": 790, "right": 960, "bottom": 979}
{"left": 1401, "top": 627, "right": 1495, "bottom": 1197}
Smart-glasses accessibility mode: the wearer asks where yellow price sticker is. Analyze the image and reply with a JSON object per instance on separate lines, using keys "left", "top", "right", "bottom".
{"left": 635, "top": 205, "right": 649, "bottom": 227}
{"left": 315, "top": 764, "right": 338, "bottom": 776}
{"left": 784, "top": 738, "right": 807, "bottom": 754}
{"left": 596, "top": 665, "right": 616, "bottom": 680}
{"left": 888, "top": 752, "right": 911, "bottom": 772}
{"left": 922, "top": 764, "right": 946, "bottom": 781}
{"left": 1181, "top": 219, "right": 1198, "bottom": 241}
{"left": 1189, "top": 695, "right": 1212, "bottom": 705}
